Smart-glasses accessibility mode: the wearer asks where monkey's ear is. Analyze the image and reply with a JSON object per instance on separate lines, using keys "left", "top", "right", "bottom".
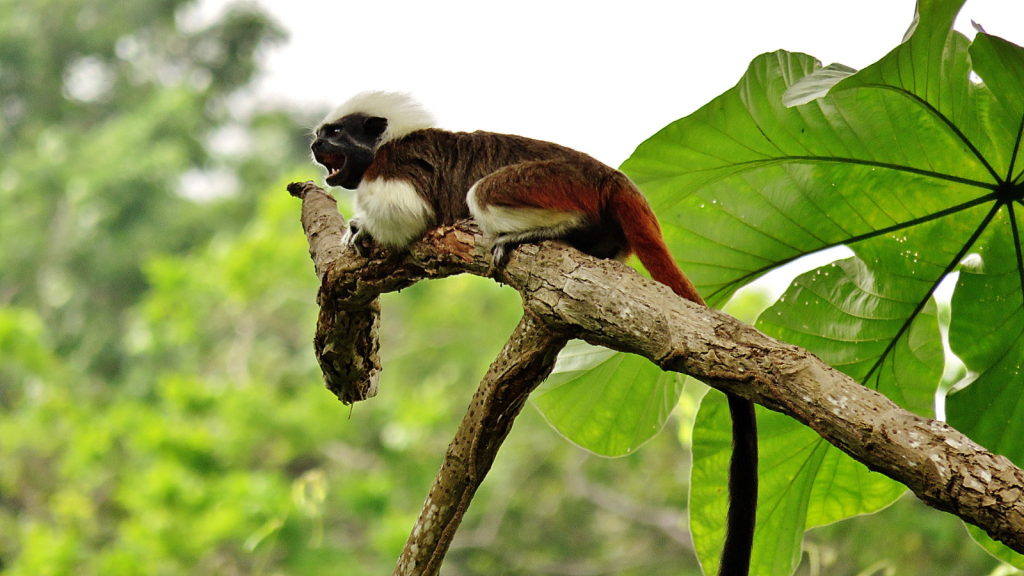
{"left": 364, "top": 116, "right": 388, "bottom": 139}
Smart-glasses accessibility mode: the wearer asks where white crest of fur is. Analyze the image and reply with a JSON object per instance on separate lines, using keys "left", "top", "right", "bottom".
{"left": 320, "top": 91, "right": 436, "bottom": 144}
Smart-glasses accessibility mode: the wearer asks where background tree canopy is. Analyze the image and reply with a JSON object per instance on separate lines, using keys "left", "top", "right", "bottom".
{"left": 0, "top": 0, "right": 1019, "bottom": 575}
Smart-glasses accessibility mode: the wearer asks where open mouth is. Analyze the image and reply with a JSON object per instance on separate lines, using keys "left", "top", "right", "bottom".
{"left": 315, "top": 152, "right": 346, "bottom": 185}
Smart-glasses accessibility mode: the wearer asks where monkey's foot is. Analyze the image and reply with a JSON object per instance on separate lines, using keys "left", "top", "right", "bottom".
{"left": 489, "top": 236, "right": 522, "bottom": 271}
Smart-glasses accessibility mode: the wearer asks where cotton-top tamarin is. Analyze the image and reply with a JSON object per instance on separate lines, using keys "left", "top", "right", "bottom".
{"left": 310, "top": 91, "right": 757, "bottom": 576}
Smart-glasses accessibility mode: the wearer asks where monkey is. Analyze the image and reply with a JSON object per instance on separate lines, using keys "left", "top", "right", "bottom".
{"left": 310, "top": 91, "right": 757, "bottom": 576}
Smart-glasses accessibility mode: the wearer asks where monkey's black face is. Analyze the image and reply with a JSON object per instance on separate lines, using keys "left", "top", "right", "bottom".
{"left": 311, "top": 113, "right": 388, "bottom": 189}
{"left": 311, "top": 142, "right": 361, "bottom": 189}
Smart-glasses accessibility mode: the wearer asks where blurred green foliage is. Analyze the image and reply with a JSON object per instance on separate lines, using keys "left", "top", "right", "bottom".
{"left": 0, "top": 0, "right": 298, "bottom": 379}
{"left": 0, "top": 0, "right": 1014, "bottom": 574}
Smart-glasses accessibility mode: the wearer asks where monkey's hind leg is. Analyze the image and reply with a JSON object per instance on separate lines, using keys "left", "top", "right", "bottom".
{"left": 467, "top": 161, "right": 602, "bottom": 269}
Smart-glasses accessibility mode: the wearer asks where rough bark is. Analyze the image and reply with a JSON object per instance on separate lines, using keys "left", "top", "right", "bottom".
{"left": 288, "top": 181, "right": 1024, "bottom": 566}
{"left": 288, "top": 182, "right": 380, "bottom": 403}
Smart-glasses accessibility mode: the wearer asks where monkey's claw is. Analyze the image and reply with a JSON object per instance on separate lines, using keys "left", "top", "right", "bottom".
{"left": 344, "top": 217, "right": 374, "bottom": 258}
{"left": 491, "top": 244, "right": 509, "bottom": 269}
{"left": 490, "top": 237, "right": 520, "bottom": 271}
{"left": 351, "top": 230, "right": 374, "bottom": 258}
{"left": 347, "top": 218, "right": 361, "bottom": 236}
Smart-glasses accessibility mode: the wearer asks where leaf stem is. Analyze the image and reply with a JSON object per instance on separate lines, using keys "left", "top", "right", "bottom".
{"left": 860, "top": 202, "right": 1003, "bottom": 388}
{"left": 1008, "top": 203, "right": 1024, "bottom": 310}
{"left": 1007, "top": 114, "right": 1024, "bottom": 185}
{"left": 678, "top": 156, "right": 999, "bottom": 195}
{"left": 707, "top": 192, "right": 999, "bottom": 302}
{"left": 835, "top": 84, "right": 1004, "bottom": 185}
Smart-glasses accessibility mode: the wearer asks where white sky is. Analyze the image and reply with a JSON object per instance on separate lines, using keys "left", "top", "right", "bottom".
{"left": 211, "top": 0, "right": 1024, "bottom": 167}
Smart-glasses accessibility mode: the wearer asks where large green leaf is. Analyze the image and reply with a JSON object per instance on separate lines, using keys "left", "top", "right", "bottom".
{"left": 945, "top": 33, "right": 1024, "bottom": 466}
{"left": 532, "top": 340, "right": 684, "bottom": 457}
{"left": 946, "top": 205, "right": 1024, "bottom": 460}
{"left": 621, "top": 1, "right": 1000, "bottom": 311}
{"left": 620, "top": 0, "right": 1024, "bottom": 571}
{"left": 757, "top": 255, "right": 944, "bottom": 417}
{"left": 691, "top": 392, "right": 905, "bottom": 576}
{"left": 722, "top": 255, "right": 941, "bottom": 572}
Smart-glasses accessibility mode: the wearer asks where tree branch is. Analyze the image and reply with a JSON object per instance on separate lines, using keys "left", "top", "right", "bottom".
{"left": 395, "top": 314, "right": 567, "bottom": 576}
{"left": 288, "top": 182, "right": 380, "bottom": 404}
{"left": 287, "top": 181, "right": 1024, "bottom": 561}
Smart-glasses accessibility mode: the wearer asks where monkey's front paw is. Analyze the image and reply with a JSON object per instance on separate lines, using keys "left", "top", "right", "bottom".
{"left": 351, "top": 229, "right": 374, "bottom": 257}
{"left": 343, "top": 218, "right": 375, "bottom": 258}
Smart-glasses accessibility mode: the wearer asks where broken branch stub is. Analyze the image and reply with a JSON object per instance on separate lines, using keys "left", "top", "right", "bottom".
{"left": 288, "top": 181, "right": 380, "bottom": 403}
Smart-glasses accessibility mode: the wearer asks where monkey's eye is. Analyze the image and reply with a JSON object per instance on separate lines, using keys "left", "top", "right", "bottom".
{"left": 321, "top": 125, "right": 340, "bottom": 137}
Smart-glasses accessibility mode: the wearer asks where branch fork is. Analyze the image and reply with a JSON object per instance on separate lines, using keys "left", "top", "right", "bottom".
{"left": 287, "top": 180, "right": 1024, "bottom": 574}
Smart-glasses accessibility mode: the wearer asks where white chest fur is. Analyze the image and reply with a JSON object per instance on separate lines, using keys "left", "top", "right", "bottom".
{"left": 353, "top": 178, "right": 435, "bottom": 248}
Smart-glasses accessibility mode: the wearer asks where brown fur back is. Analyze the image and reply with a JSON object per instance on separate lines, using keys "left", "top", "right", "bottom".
{"left": 364, "top": 129, "right": 606, "bottom": 226}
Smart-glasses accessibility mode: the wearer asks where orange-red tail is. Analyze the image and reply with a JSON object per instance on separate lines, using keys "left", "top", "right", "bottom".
{"left": 607, "top": 179, "right": 704, "bottom": 305}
